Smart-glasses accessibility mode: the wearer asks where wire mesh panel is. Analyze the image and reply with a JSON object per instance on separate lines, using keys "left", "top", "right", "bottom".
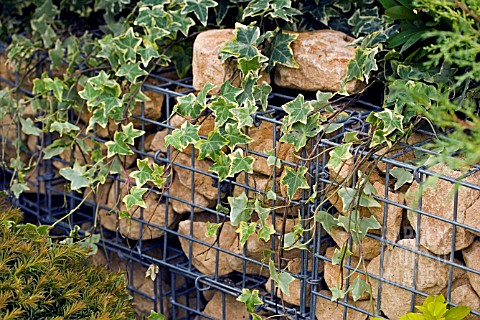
{"left": 2, "top": 67, "right": 480, "bottom": 320}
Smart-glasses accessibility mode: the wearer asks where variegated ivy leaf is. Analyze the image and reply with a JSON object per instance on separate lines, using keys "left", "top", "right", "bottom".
{"left": 266, "top": 29, "right": 298, "bottom": 72}
{"left": 220, "top": 23, "right": 262, "bottom": 62}
{"left": 194, "top": 128, "right": 228, "bottom": 160}
{"left": 122, "top": 123, "right": 145, "bottom": 145}
{"left": 130, "top": 159, "right": 153, "bottom": 187}
{"left": 115, "top": 62, "right": 148, "bottom": 83}
{"left": 113, "top": 27, "right": 142, "bottom": 64}
{"left": 219, "top": 81, "right": 243, "bottom": 103}
{"left": 331, "top": 244, "right": 353, "bottom": 266}
{"left": 180, "top": 0, "right": 217, "bottom": 26}
{"left": 59, "top": 162, "right": 90, "bottom": 191}
{"left": 236, "top": 289, "right": 263, "bottom": 315}
{"left": 123, "top": 185, "right": 147, "bottom": 210}
{"left": 330, "top": 285, "right": 346, "bottom": 301}
{"left": 253, "top": 81, "right": 272, "bottom": 111}
{"left": 209, "top": 97, "right": 237, "bottom": 127}
{"left": 236, "top": 221, "right": 257, "bottom": 246}
{"left": 337, "top": 211, "right": 381, "bottom": 244}
{"left": 231, "top": 101, "right": 258, "bottom": 128}
{"left": 20, "top": 118, "right": 41, "bottom": 136}
{"left": 327, "top": 143, "right": 353, "bottom": 172}
{"left": 228, "top": 149, "right": 254, "bottom": 177}
{"left": 314, "top": 210, "right": 338, "bottom": 234}
{"left": 242, "top": 0, "right": 270, "bottom": 19}
{"left": 343, "top": 46, "right": 379, "bottom": 85}
{"left": 209, "top": 151, "right": 231, "bottom": 181}
{"left": 164, "top": 121, "right": 200, "bottom": 151}
{"left": 337, "top": 187, "right": 381, "bottom": 213}
{"left": 280, "top": 166, "right": 309, "bottom": 199}
{"left": 350, "top": 277, "right": 370, "bottom": 301}
{"left": 228, "top": 192, "right": 253, "bottom": 226}
{"left": 146, "top": 263, "right": 159, "bottom": 281}
{"left": 268, "top": 0, "right": 302, "bottom": 21}
{"left": 268, "top": 260, "right": 294, "bottom": 296}
{"left": 390, "top": 167, "right": 414, "bottom": 190}
{"left": 205, "top": 221, "right": 221, "bottom": 238}
{"left": 174, "top": 83, "right": 215, "bottom": 118}
{"left": 282, "top": 94, "right": 313, "bottom": 127}
{"left": 50, "top": 121, "right": 80, "bottom": 137}
{"left": 224, "top": 123, "right": 252, "bottom": 150}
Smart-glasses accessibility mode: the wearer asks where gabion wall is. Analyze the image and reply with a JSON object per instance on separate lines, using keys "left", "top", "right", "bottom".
{"left": 1, "top": 68, "right": 480, "bottom": 320}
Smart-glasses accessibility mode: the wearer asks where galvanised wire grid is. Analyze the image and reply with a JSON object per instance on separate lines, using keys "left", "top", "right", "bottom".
{"left": 1, "top": 67, "right": 480, "bottom": 320}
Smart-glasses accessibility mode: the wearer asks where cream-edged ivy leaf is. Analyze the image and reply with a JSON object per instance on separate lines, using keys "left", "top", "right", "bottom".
{"left": 282, "top": 94, "right": 312, "bottom": 126}
{"left": 123, "top": 185, "right": 147, "bottom": 210}
{"left": 219, "top": 81, "right": 243, "bottom": 103}
{"left": 194, "top": 129, "right": 228, "bottom": 160}
{"left": 50, "top": 121, "right": 80, "bottom": 137}
{"left": 209, "top": 151, "right": 231, "bottom": 181}
{"left": 122, "top": 123, "right": 145, "bottom": 145}
{"left": 106, "top": 132, "right": 134, "bottom": 158}
{"left": 224, "top": 123, "right": 252, "bottom": 149}
{"left": 231, "top": 101, "right": 258, "bottom": 128}
{"left": 390, "top": 167, "right": 414, "bottom": 190}
{"left": 266, "top": 30, "right": 298, "bottom": 71}
{"left": 11, "top": 182, "right": 30, "bottom": 198}
{"left": 20, "top": 118, "right": 41, "bottom": 136}
{"left": 242, "top": 0, "right": 270, "bottom": 19}
{"left": 151, "top": 163, "right": 166, "bottom": 188}
{"left": 236, "top": 221, "right": 257, "bottom": 246}
{"left": 236, "top": 288, "right": 263, "bottom": 314}
{"left": 137, "top": 46, "right": 160, "bottom": 67}
{"left": 116, "top": 62, "right": 148, "bottom": 83}
{"left": 181, "top": 0, "right": 218, "bottom": 26}
{"left": 145, "top": 263, "right": 159, "bottom": 281}
{"left": 130, "top": 159, "right": 153, "bottom": 186}
{"left": 209, "top": 96, "right": 236, "bottom": 127}
{"left": 280, "top": 166, "right": 309, "bottom": 199}
{"left": 165, "top": 121, "right": 200, "bottom": 151}
{"left": 253, "top": 81, "right": 272, "bottom": 111}
{"left": 59, "top": 162, "right": 90, "bottom": 190}
{"left": 330, "top": 285, "right": 346, "bottom": 301}
{"left": 228, "top": 192, "right": 253, "bottom": 226}
{"left": 228, "top": 149, "right": 254, "bottom": 177}
{"left": 258, "top": 224, "right": 276, "bottom": 242}
{"left": 327, "top": 143, "right": 353, "bottom": 172}
{"left": 314, "top": 210, "right": 338, "bottom": 233}
{"left": 220, "top": 23, "right": 261, "bottom": 61}
{"left": 351, "top": 277, "right": 370, "bottom": 301}
{"left": 205, "top": 221, "right": 221, "bottom": 237}
{"left": 174, "top": 83, "right": 215, "bottom": 118}
{"left": 268, "top": 260, "right": 294, "bottom": 296}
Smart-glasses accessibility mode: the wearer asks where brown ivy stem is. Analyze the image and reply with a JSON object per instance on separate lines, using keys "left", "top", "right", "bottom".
{"left": 452, "top": 0, "right": 480, "bottom": 24}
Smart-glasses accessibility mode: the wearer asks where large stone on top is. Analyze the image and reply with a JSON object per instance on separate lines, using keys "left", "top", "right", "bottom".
{"left": 274, "top": 30, "right": 364, "bottom": 93}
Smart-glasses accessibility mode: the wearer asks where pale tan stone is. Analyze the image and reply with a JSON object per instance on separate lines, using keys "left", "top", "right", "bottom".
{"left": 192, "top": 29, "right": 270, "bottom": 93}
{"left": 234, "top": 172, "right": 280, "bottom": 199}
{"left": 275, "top": 30, "right": 364, "bottom": 93}
{"left": 463, "top": 241, "right": 480, "bottom": 298}
{"left": 376, "top": 133, "right": 429, "bottom": 173}
{"left": 174, "top": 152, "right": 220, "bottom": 200}
{"left": 130, "top": 89, "right": 164, "bottom": 129}
{"left": 406, "top": 163, "right": 480, "bottom": 254}
{"left": 168, "top": 173, "right": 215, "bottom": 214}
{"left": 367, "top": 239, "right": 464, "bottom": 320}
{"left": 202, "top": 291, "right": 250, "bottom": 320}
{"left": 329, "top": 227, "right": 381, "bottom": 261}
{"left": 324, "top": 247, "right": 371, "bottom": 300}
{"left": 451, "top": 284, "right": 480, "bottom": 320}
{"left": 315, "top": 290, "right": 370, "bottom": 320}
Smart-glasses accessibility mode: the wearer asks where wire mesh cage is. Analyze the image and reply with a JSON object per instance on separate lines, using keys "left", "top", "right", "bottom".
{"left": 2, "top": 65, "right": 480, "bottom": 320}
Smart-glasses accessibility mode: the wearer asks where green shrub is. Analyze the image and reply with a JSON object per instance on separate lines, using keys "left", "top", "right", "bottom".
{"left": 0, "top": 201, "right": 135, "bottom": 320}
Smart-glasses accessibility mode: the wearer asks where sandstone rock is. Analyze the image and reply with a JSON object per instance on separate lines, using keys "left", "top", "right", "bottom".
{"left": 265, "top": 257, "right": 313, "bottom": 306}
{"left": 243, "top": 121, "right": 292, "bottom": 176}
{"left": 174, "top": 152, "right": 221, "bottom": 200}
{"left": 323, "top": 247, "right": 371, "bottom": 300}
{"left": 367, "top": 239, "right": 464, "bottom": 320}
{"left": 315, "top": 290, "right": 370, "bottom": 320}
{"left": 329, "top": 227, "right": 381, "bottom": 260}
{"left": 463, "top": 241, "right": 480, "bottom": 298}
{"left": 130, "top": 89, "right": 164, "bottom": 129}
{"left": 376, "top": 133, "right": 429, "bottom": 173}
{"left": 177, "top": 218, "right": 237, "bottom": 276}
{"left": 192, "top": 29, "right": 270, "bottom": 93}
{"left": 168, "top": 172, "right": 215, "bottom": 214}
{"left": 202, "top": 291, "right": 250, "bottom": 320}
{"left": 234, "top": 172, "right": 280, "bottom": 199}
{"left": 452, "top": 284, "right": 480, "bottom": 320}
{"left": 406, "top": 163, "right": 480, "bottom": 254}
{"left": 275, "top": 30, "right": 364, "bottom": 93}
{"left": 146, "top": 130, "right": 168, "bottom": 154}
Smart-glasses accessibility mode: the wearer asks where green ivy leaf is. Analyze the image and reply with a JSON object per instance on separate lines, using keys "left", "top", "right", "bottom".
{"left": 130, "top": 159, "right": 153, "bottom": 187}
{"left": 330, "top": 285, "right": 346, "bottom": 301}
{"left": 253, "top": 81, "right": 272, "bottom": 111}
{"left": 445, "top": 306, "right": 471, "bottom": 320}
{"left": 219, "top": 81, "right": 243, "bottom": 103}
{"left": 114, "top": 27, "right": 142, "bottom": 64}
{"left": 50, "top": 121, "right": 80, "bottom": 137}
{"left": 181, "top": 0, "right": 218, "bottom": 26}
{"left": 332, "top": 244, "right": 353, "bottom": 265}
{"left": 137, "top": 46, "right": 160, "bottom": 67}
{"left": 11, "top": 182, "right": 30, "bottom": 198}
{"left": 122, "top": 123, "right": 145, "bottom": 145}
{"left": 194, "top": 129, "right": 228, "bottom": 160}
{"left": 269, "top": 0, "right": 302, "bottom": 21}
{"left": 266, "top": 30, "right": 298, "bottom": 72}
{"left": 105, "top": 132, "right": 134, "bottom": 158}
{"left": 165, "top": 121, "right": 200, "bottom": 151}
{"left": 236, "top": 221, "right": 257, "bottom": 246}
{"left": 258, "top": 224, "right": 276, "bottom": 242}
{"left": 268, "top": 260, "right": 294, "bottom": 296}
{"left": 228, "top": 192, "right": 253, "bottom": 226}
{"left": 315, "top": 210, "right": 338, "bottom": 233}
{"left": 266, "top": 149, "right": 281, "bottom": 169}
{"left": 151, "top": 163, "right": 166, "bottom": 188}
{"left": 242, "top": 0, "right": 270, "bottom": 19}
{"left": 231, "top": 101, "right": 258, "bottom": 128}
{"left": 282, "top": 94, "right": 313, "bottom": 126}
{"left": 280, "top": 166, "right": 309, "bottom": 199}
{"left": 390, "top": 167, "right": 414, "bottom": 190}
{"left": 148, "top": 311, "right": 165, "bottom": 320}
{"left": 123, "top": 185, "right": 147, "bottom": 210}
{"left": 116, "top": 62, "right": 148, "bottom": 83}
{"left": 59, "top": 162, "right": 90, "bottom": 190}
{"left": 351, "top": 277, "right": 370, "bottom": 301}
{"left": 220, "top": 23, "right": 261, "bottom": 61}
{"left": 344, "top": 47, "right": 379, "bottom": 85}
{"left": 327, "top": 143, "right": 353, "bottom": 172}
{"left": 209, "top": 97, "right": 236, "bottom": 127}
{"left": 174, "top": 83, "right": 215, "bottom": 118}
{"left": 209, "top": 151, "right": 231, "bottom": 181}
{"left": 205, "top": 221, "right": 221, "bottom": 237}
{"left": 236, "top": 288, "right": 263, "bottom": 314}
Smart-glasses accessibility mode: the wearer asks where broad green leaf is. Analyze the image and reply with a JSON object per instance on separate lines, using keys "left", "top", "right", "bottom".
{"left": 269, "top": 0, "right": 301, "bottom": 21}
{"left": 242, "top": 0, "right": 270, "bottom": 19}
{"left": 115, "top": 62, "right": 148, "bottom": 83}
{"left": 266, "top": 149, "right": 281, "bottom": 169}
{"left": 20, "top": 118, "right": 41, "bottom": 136}
{"left": 327, "top": 143, "right": 353, "bottom": 172}
{"left": 130, "top": 159, "right": 153, "bottom": 186}
{"left": 123, "top": 185, "right": 147, "bottom": 210}
{"left": 194, "top": 129, "right": 228, "bottom": 160}
{"left": 255, "top": 198, "right": 271, "bottom": 226}
{"left": 266, "top": 30, "right": 298, "bottom": 71}
{"left": 236, "top": 221, "right": 257, "bottom": 246}
{"left": 148, "top": 311, "right": 165, "bottom": 320}
{"left": 209, "top": 151, "right": 231, "bottom": 181}
{"left": 350, "top": 277, "right": 370, "bottom": 301}
{"left": 268, "top": 260, "right": 294, "bottom": 296}
{"left": 238, "top": 55, "right": 267, "bottom": 75}
{"left": 280, "top": 166, "right": 309, "bottom": 199}
{"left": 165, "top": 121, "right": 200, "bottom": 151}
{"left": 181, "top": 0, "right": 218, "bottom": 26}
{"left": 209, "top": 96, "right": 236, "bottom": 127}
{"left": 50, "top": 121, "right": 80, "bottom": 137}
{"left": 59, "top": 162, "right": 90, "bottom": 190}
{"left": 205, "top": 221, "right": 221, "bottom": 237}
{"left": 105, "top": 132, "right": 134, "bottom": 158}
{"left": 236, "top": 288, "right": 263, "bottom": 314}
{"left": 282, "top": 94, "right": 312, "bottom": 126}
{"left": 445, "top": 306, "right": 471, "bottom": 320}
{"left": 390, "top": 167, "right": 414, "bottom": 190}
{"left": 230, "top": 101, "right": 258, "bottom": 128}
{"left": 11, "top": 182, "right": 30, "bottom": 198}
{"left": 224, "top": 123, "right": 252, "bottom": 149}
{"left": 228, "top": 192, "right": 253, "bottom": 226}
{"left": 314, "top": 210, "right": 338, "bottom": 233}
